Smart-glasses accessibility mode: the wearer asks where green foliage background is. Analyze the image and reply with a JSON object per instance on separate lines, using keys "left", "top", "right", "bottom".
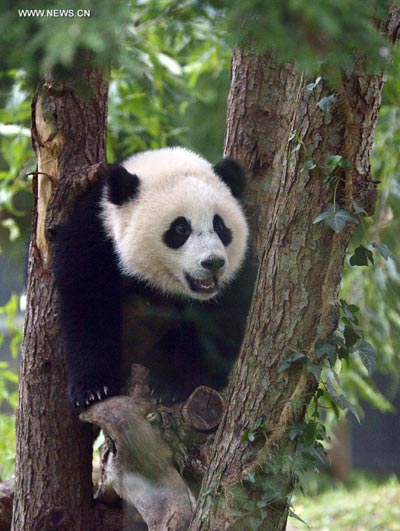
{"left": 0, "top": 0, "right": 399, "bottom": 487}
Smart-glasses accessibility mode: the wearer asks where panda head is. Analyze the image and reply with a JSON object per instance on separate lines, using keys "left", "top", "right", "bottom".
{"left": 101, "top": 147, "right": 249, "bottom": 301}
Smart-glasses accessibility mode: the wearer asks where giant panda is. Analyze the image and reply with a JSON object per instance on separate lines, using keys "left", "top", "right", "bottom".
{"left": 54, "top": 147, "right": 255, "bottom": 407}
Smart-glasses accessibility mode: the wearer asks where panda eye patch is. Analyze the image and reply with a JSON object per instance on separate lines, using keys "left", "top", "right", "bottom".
{"left": 163, "top": 216, "right": 192, "bottom": 249}
{"left": 213, "top": 214, "right": 232, "bottom": 246}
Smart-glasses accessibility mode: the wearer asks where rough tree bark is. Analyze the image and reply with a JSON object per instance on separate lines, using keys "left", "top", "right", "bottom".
{"left": 191, "top": 8, "right": 400, "bottom": 531}
{"left": 12, "top": 63, "right": 109, "bottom": 531}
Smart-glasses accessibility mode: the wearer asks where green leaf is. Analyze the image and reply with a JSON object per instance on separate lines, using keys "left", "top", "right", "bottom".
{"left": 242, "top": 428, "right": 252, "bottom": 442}
{"left": 326, "top": 370, "right": 341, "bottom": 399}
{"left": 340, "top": 299, "right": 360, "bottom": 321}
{"left": 326, "top": 154, "right": 351, "bottom": 172}
{"left": 372, "top": 242, "right": 400, "bottom": 264}
{"left": 1, "top": 218, "right": 21, "bottom": 242}
{"left": 306, "top": 445, "right": 327, "bottom": 465}
{"left": 307, "top": 363, "right": 321, "bottom": 382}
{"left": 354, "top": 340, "right": 377, "bottom": 375}
{"left": 288, "top": 131, "right": 299, "bottom": 142}
{"left": 333, "top": 395, "right": 361, "bottom": 422}
{"left": 278, "top": 352, "right": 307, "bottom": 373}
{"left": 246, "top": 471, "right": 256, "bottom": 484}
{"left": 317, "top": 94, "right": 337, "bottom": 114}
{"left": 288, "top": 425, "right": 300, "bottom": 441}
{"left": 315, "top": 341, "right": 337, "bottom": 365}
{"left": 344, "top": 325, "right": 360, "bottom": 348}
{"left": 303, "top": 420, "right": 320, "bottom": 447}
{"left": 313, "top": 203, "right": 359, "bottom": 233}
{"left": 291, "top": 143, "right": 302, "bottom": 154}
{"left": 157, "top": 53, "right": 183, "bottom": 76}
{"left": 302, "top": 159, "right": 316, "bottom": 172}
{"left": 306, "top": 76, "right": 322, "bottom": 91}
{"left": 252, "top": 418, "right": 264, "bottom": 430}
{"left": 291, "top": 397, "right": 305, "bottom": 413}
{"left": 241, "top": 428, "right": 251, "bottom": 442}
{"left": 349, "top": 245, "right": 374, "bottom": 266}
{"left": 351, "top": 199, "right": 367, "bottom": 215}
{"left": 288, "top": 508, "right": 310, "bottom": 528}
{"left": 346, "top": 372, "right": 394, "bottom": 413}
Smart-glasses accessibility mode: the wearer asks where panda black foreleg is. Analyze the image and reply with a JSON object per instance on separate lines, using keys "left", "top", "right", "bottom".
{"left": 54, "top": 189, "right": 123, "bottom": 407}
{"left": 147, "top": 324, "right": 229, "bottom": 405}
{"left": 60, "top": 280, "right": 123, "bottom": 407}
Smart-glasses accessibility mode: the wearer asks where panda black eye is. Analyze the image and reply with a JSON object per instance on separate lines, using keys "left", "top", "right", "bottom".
{"left": 213, "top": 214, "right": 232, "bottom": 246}
{"left": 214, "top": 220, "right": 224, "bottom": 234}
{"left": 213, "top": 215, "right": 225, "bottom": 234}
{"left": 175, "top": 223, "right": 190, "bottom": 235}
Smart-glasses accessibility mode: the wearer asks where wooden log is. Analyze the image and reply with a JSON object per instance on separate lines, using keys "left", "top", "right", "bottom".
{"left": 80, "top": 396, "right": 196, "bottom": 531}
{"left": 181, "top": 386, "right": 225, "bottom": 432}
{"left": 80, "top": 363, "right": 227, "bottom": 529}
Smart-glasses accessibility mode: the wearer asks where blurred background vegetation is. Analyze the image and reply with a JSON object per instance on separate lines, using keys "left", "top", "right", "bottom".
{"left": 0, "top": 0, "right": 399, "bottom": 527}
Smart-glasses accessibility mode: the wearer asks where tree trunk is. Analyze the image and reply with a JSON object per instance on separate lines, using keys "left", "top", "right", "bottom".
{"left": 12, "top": 64, "right": 109, "bottom": 531}
{"left": 191, "top": 8, "right": 400, "bottom": 530}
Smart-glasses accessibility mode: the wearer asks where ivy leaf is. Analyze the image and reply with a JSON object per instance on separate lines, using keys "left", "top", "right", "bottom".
{"left": 242, "top": 428, "right": 257, "bottom": 443}
{"left": 246, "top": 472, "right": 256, "bottom": 484}
{"left": 349, "top": 245, "right": 374, "bottom": 266}
{"left": 288, "top": 425, "right": 300, "bottom": 441}
{"left": 313, "top": 203, "right": 359, "bottom": 233}
{"left": 302, "top": 159, "right": 316, "bottom": 172}
{"left": 288, "top": 509, "right": 309, "bottom": 528}
{"left": 326, "top": 155, "right": 351, "bottom": 173}
{"left": 303, "top": 420, "right": 319, "bottom": 447}
{"left": 317, "top": 94, "right": 337, "bottom": 114}
{"left": 351, "top": 199, "right": 367, "bottom": 215}
{"left": 291, "top": 143, "right": 302, "bottom": 154}
{"left": 315, "top": 341, "right": 337, "bottom": 363}
{"left": 372, "top": 242, "right": 400, "bottom": 264}
{"left": 344, "top": 325, "right": 360, "bottom": 348}
{"left": 333, "top": 394, "right": 361, "bottom": 422}
{"left": 303, "top": 445, "right": 326, "bottom": 465}
{"left": 354, "top": 340, "right": 377, "bottom": 375}
{"left": 321, "top": 173, "right": 336, "bottom": 185}
{"left": 307, "top": 362, "right": 321, "bottom": 382}
{"left": 277, "top": 352, "right": 307, "bottom": 373}
{"left": 340, "top": 299, "right": 360, "bottom": 321}
{"left": 306, "top": 76, "right": 322, "bottom": 91}
{"left": 326, "top": 370, "right": 341, "bottom": 398}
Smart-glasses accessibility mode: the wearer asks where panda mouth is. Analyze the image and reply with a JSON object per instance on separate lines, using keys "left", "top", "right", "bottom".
{"left": 185, "top": 273, "right": 218, "bottom": 295}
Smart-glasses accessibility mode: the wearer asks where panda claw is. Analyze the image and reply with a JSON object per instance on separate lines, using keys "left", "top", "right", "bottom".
{"left": 89, "top": 393, "right": 95, "bottom": 401}
{"left": 103, "top": 386, "right": 109, "bottom": 396}
{"left": 97, "top": 391, "right": 102, "bottom": 400}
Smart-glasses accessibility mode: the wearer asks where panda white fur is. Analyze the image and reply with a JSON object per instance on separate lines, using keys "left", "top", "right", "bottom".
{"left": 54, "top": 147, "right": 255, "bottom": 407}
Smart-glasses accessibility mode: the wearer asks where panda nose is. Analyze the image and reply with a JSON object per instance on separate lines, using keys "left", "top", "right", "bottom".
{"left": 201, "top": 257, "right": 225, "bottom": 272}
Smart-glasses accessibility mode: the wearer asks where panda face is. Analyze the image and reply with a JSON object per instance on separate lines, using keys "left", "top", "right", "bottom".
{"left": 162, "top": 212, "right": 233, "bottom": 299}
{"left": 101, "top": 148, "right": 249, "bottom": 301}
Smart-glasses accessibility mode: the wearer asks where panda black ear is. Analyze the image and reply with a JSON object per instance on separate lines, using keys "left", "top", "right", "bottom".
{"left": 105, "top": 164, "right": 140, "bottom": 206}
{"left": 213, "top": 158, "right": 246, "bottom": 199}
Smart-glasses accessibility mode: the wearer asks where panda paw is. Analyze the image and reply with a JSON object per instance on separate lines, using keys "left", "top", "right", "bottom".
{"left": 149, "top": 373, "right": 190, "bottom": 406}
{"left": 69, "top": 383, "right": 116, "bottom": 408}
